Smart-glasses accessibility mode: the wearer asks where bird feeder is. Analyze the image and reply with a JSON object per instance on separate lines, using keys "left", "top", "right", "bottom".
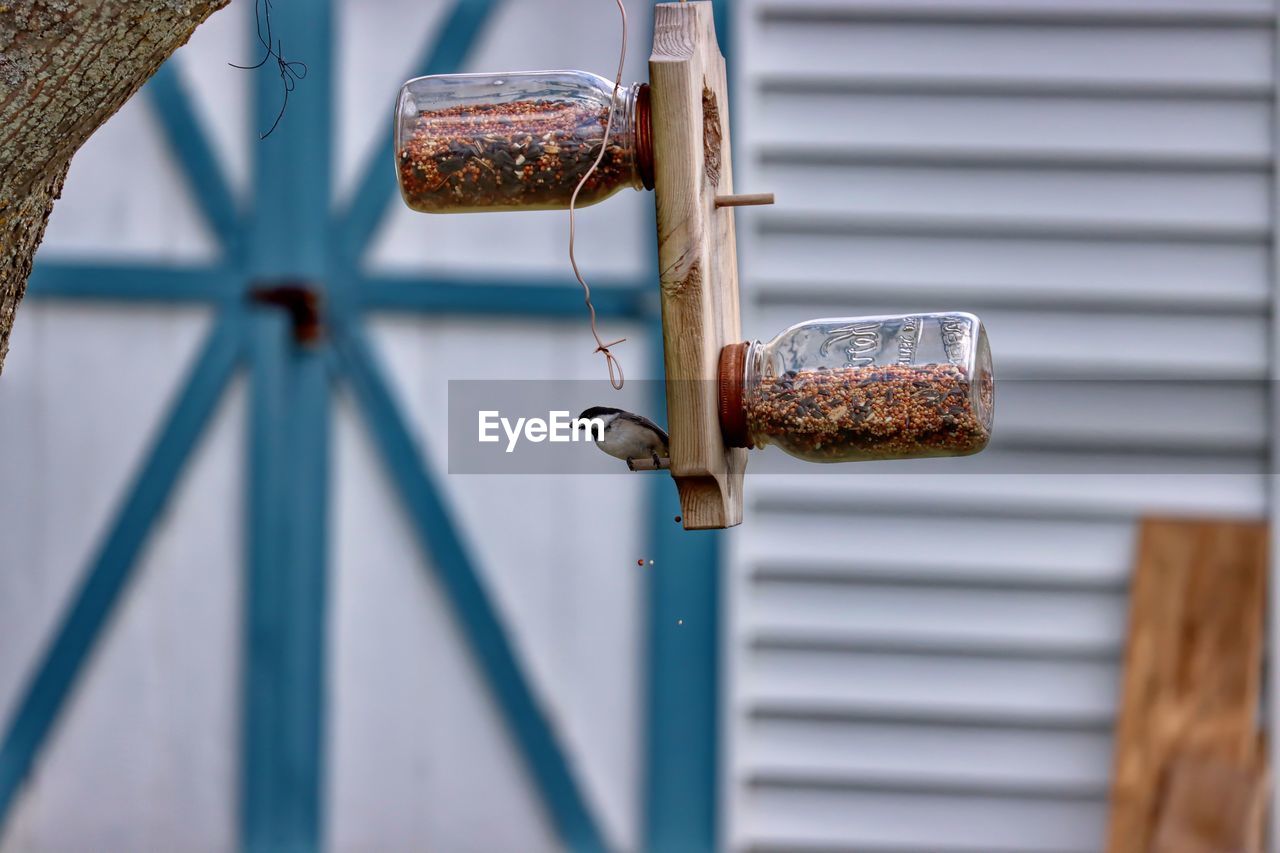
{"left": 396, "top": 70, "right": 652, "bottom": 213}
{"left": 394, "top": 1, "right": 994, "bottom": 530}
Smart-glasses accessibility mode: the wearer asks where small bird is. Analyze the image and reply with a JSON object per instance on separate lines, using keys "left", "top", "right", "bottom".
{"left": 578, "top": 406, "right": 670, "bottom": 469}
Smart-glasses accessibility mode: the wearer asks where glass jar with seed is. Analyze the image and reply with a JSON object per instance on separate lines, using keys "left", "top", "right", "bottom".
{"left": 395, "top": 70, "right": 654, "bottom": 214}
{"left": 719, "top": 313, "right": 994, "bottom": 463}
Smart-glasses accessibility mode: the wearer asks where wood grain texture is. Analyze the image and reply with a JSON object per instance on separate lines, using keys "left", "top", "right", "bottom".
{"left": 0, "top": 0, "right": 227, "bottom": 374}
{"left": 650, "top": 1, "right": 746, "bottom": 530}
{"left": 1150, "top": 750, "right": 1267, "bottom": 853}
{"left": 1106, "top": 518, "right": 1268, "bottom": 853}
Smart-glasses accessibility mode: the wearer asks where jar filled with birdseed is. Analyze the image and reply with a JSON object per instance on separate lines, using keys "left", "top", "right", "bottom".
{"left": 719, "top": 313, "right": 994, "bottom": 463}
{"left": 395, "top": 70, "right": 653, "bottom": 213}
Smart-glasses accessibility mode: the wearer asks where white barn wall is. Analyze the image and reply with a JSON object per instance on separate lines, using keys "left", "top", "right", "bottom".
{"left": 332, "top": 0, "right": 660, "bottom": 844}
{"left": 0, "top": 307, "right": 241, "bottom": 851}
{"left": 325, "top": 316, "right": 655, "bottom": 852}
{"left": 1, "top": 1, "right": 657, "bottom": 851}
{"left": 327, "top": 392, "right": 563, "bottom": 853}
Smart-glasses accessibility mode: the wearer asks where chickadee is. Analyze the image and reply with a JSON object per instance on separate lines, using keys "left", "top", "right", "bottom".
{"left": 578, "top": 406, "right": 670, "bottom": 469}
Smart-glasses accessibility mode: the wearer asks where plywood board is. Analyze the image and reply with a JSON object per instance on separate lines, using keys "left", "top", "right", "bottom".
{"left": 1106, "top": 518, "right": 1268, "bottom": 852}
{"left": 1151, "top": 750, "right": 1267, "bottom": 853}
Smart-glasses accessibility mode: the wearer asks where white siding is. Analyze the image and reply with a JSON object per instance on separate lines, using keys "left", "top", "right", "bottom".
{"left": 729, "top": 2, "right": 1274, "bottom": 851}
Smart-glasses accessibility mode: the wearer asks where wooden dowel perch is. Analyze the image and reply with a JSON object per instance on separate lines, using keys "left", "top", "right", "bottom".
{"left": 715, "top": 193, "right": 774, "bottom": 208}
{"left": 627, "top": 457, "right": 671, "bottom": 471}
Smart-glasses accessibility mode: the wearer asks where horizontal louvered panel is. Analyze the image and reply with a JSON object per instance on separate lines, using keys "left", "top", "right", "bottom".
{"left": 755, "top": 23, "right": 1272, "bottom": 92}
{"left": 747, "top": 449, "right": 1265, "bottom": 477}
{"left": 749, "top": 232, "right": 1269, "bottom": 311}
{"left": 741, "top": 785, "right": 1104, "bottom": 852}
{"left": 747, "top": 648, "right": 1118, "bottom": 721}
{"left": 744, "top": 717, "right": 1112, "bottom": 799}
{"left": 755, "top": 0, "right": 1275, "bottom": 26}
{"left": 733, "top": 1, "right": 1275, "bottom": 850}
{"left": 747, "top": 768, "right": 1098, "bottom": 802}
{"left": 741, "top": 513, "right": 1134, "bottom": 588}
{"left": 992, "top": 380, "right": 1266, "bottom": 453}
{"left": 754, "top": 304, "right": 1269, "bottom": 379}
{"left": 747, "top": 579, "right": 1126, "bottom": 659}
{"left": 753, "top": 93, "right": 1271, "bottom": 168}
{"left": 747, "top": 474, "right": 1267, "bottom": 523}
{"left": 758, "top": 165, "right": 1269, "bottom": 232}
{"left": 759, "top": 209, "right": 1267, "bottom": 243}
{"left": 751, "top": 699, "right": 1113, "bottom": 731}
{"left": 759, "top": 75, "right": 1271, "bottom": 99}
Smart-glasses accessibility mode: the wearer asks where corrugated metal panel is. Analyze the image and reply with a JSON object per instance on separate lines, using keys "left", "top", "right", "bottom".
{"left": 729, "top": 2, "right": 1274, "bottom": 850}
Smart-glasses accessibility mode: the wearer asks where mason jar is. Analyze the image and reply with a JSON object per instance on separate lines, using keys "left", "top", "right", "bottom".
{"left": 719, "top": 313, "right": 994, "bottom": 463}
{"left": 395, "top": 70, "right": 653, "bottom": 214}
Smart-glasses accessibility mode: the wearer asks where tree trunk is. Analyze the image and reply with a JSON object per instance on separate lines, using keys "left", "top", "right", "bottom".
{"left": 0, "top": 0, "right": 228, "bottom": 374}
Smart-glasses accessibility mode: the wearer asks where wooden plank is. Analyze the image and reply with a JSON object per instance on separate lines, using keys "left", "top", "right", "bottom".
{"left": 1106, "top": 518, "right": 1268, "bottom": 853}
{"left": 1151, "top": 750, "right": 1267, "bottom": 853}
{"left": 650, "top": 0, "right": 747, "bottom": 529}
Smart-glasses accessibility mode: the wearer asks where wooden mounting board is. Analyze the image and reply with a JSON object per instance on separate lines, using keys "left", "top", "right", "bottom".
{"left": 650, "top": 1, "right": 746, "bottom": 530}
{"left": 1106, "top": 518, "right": 1268, "bottom": 852}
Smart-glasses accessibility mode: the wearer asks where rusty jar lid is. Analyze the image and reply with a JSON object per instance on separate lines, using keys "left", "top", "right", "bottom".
{"left": 719, "top": 341, "right": 751, "bottom": 449}
{"left": 635, "top": 83, "right": 654, "bottom": 191}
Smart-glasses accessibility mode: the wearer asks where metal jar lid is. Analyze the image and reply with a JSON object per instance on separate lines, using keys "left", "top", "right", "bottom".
{"left": 718, "top": 341, "right": 751, "bottom": 449}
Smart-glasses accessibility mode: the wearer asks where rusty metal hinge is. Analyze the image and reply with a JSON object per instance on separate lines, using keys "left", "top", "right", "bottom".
{"left": 248, "top": 282, "right": 325, "bottom": 344}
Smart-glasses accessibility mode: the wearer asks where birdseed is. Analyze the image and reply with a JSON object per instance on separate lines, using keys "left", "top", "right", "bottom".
{"left": 746, "top": 363, "right": 991, "bottom": 462}
{"left": 398, "top": 99, "right": 632, "bottom": 213}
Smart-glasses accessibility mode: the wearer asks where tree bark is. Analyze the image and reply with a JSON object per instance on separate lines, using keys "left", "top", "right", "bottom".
{"left": 0, "top": 0, "right": 228, "bottom": 374}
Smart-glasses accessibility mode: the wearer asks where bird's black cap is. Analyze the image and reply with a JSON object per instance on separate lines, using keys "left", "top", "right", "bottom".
{"left": 578, "top": 406, "right": 624, "bottom": 420}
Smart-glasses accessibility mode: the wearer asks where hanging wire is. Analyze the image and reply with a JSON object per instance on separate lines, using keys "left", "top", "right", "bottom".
{"left": 568, "top": 0, "right": 629, "bottom": 390}
{"left": 229, "top": 0, "right": 308, "bottom": 139}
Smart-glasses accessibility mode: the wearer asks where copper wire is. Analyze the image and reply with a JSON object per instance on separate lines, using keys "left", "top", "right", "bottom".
{"left": 568, "top": 0, "right": 628, "bottom": 390}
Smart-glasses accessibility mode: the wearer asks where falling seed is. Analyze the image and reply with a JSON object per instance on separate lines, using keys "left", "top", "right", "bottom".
{"left": 637, "top": 560, "right": 644, "bottom": 566}
{"left": 677, "top": 619, "right": 683, "bottom": 625}
{"left": 674, "top": 516, "right": 682, "bottom": 523}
